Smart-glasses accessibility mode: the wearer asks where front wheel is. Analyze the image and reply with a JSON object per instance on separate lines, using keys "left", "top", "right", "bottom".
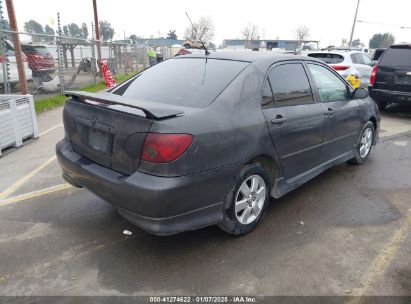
{"left": 218, "top": 163, "right": 271, "bottom": 235}
{"left": 348, "top": 121, "right": 375, "bottom": 165}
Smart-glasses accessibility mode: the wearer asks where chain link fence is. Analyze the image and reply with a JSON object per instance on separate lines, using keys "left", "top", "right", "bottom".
{"left": 0, "top": 29, "right": 173, "bottom": 99}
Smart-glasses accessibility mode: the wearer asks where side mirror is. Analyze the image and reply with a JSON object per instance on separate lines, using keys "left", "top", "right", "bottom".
{"left": 352, "top": 87, "right": 369, "bottom": 99}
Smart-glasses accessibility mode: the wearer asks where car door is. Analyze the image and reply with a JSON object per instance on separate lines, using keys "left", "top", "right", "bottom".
{"left": 261, "top": 62, "right": 325, "bottom": 180}
{"left": 306, "top": 62, "right": 362, "bottom": 163}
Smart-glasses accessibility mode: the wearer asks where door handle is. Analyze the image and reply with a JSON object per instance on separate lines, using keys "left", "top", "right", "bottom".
{"left": 271, "top": 115, "right": 287, "bottom": 124}
{"left": 325, "top": 108, "right": 335, "bottom": 116}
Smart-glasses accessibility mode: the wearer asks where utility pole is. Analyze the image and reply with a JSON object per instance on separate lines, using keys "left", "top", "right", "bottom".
{"left": 92, "top": 0, "right": 102, "bottom": 73}
{"left": 349, "top": 0, "right": 361, "bottom": 47}
{"left": 5, "top": 0, "right": 27, "bottom": 94}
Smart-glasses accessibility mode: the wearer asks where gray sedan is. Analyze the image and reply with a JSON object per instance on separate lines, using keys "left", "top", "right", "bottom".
{"left": 57, "top": 52, "right": 380, "bottom": 236}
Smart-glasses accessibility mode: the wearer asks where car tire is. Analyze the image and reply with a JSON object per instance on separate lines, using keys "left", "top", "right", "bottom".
{"left": 348, "top": 121, "right": 375, "bottom": 165}
{"left": 218, "top": 162, "right": 271, "bottom": 235}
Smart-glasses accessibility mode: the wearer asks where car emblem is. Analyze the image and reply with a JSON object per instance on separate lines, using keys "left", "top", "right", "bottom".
{"left": 90, "top": 116, "right": 97, "bottom": 127}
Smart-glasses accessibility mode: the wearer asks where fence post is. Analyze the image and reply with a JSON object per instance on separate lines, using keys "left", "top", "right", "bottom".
{"left": 0, "top": 0, "right": 10, "bottom": 94}
{"left": 56, "top": 12, "right": 65, "bottom": 95}
{"left": 90, "top": 22, "right": 97, "bottom": 86}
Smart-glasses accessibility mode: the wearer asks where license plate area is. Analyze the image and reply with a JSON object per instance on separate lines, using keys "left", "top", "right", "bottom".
{"left": 75, "top": 116, "right": 116, "bottom": 156}
{"left": 396, "top": 75, "right": 411, "bottom": 85}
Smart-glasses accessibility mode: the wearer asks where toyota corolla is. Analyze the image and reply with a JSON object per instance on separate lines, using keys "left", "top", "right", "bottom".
{"left": 57, "top": 52, "right": 379, "bottom": 236}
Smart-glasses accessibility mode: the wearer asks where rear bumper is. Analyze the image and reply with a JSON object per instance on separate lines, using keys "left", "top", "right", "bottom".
{"left": 56, "top": 139, "right": 240, "bottom": 235}
{"left": 369, "top": 87, "right": 411, "bottom": 103}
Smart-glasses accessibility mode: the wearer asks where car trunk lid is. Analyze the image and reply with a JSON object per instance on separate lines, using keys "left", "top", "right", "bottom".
{"left": 63, "top": 91, "right": 184, "bottom": 175}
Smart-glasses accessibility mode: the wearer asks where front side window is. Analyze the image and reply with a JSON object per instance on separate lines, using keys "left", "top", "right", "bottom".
{"left": 307, "top": 63, "right": 349, "bottom": 102}
{"left": 268, "top": 63, "right": 313, "bottom": 106}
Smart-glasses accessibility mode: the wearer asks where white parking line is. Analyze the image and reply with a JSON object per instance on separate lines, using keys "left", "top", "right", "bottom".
{"left": 0, "top": 183, "right": 73, "bottom": 206}
{"left": 38, "top": 123, "right": 63, "bottom": 137}
{"left": 0, "top": 155, "right": 56, "bottom": 199}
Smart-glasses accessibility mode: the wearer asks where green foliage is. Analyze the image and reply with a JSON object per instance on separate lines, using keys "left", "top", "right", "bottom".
{"left": 0, "top": 19, "right": 11, "bottom": 39}
{"left": 81, "top": 23, "right": 88, "bottom": 39}
{"left": 44, "top": 25, "right": 55, "bottom": 43}
{"left": 129, "top": 34, "right": 137, "bottom": 43}
{"left": 67, "top": 23, "right": 83, "bottom": 38}
{"left": 24, "top": 20, "right": 44, "bottom": 43}
{"left": 99, "top": 20, "right": 115, "bottom": 41}
{"left": 369, "top": 33, "right": 395, "bottom": 49}
{"left": 166, "top": 30, "right": 177, "bottom": 40}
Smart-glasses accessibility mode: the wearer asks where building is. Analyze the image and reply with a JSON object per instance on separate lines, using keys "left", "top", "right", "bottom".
{"left": 133, "top": 38, "right": 185, "bottom": 47}
{"left": 221, "top": 39, "right": 319, "bottom": 51}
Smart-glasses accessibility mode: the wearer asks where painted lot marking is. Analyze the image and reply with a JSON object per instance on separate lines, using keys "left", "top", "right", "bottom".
{"left": 0, "top": 183, "right": 73, "bottom": 207}
{"left": 0, "top": 155, "right": 57, "bottom": 200}
{"left": 38, "top": 123, "right": 63, "bottom": 137}
{"left": 350, "top": 208, "right": 411, "bottom": 303}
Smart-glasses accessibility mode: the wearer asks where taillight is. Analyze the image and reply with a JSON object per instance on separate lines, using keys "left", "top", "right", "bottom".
{"left": 141, "top": 133, "right": 193, "bottom": 163}
{"left": 330, "top": 65, "right": 350, "bottom": 71}
{"left": 370, "top": 65, "right": 378, "bottom": 86}
{"left": 0, "top": 55, "right": 2, "bottom": 63}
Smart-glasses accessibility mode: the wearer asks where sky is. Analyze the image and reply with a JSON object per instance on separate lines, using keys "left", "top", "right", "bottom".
{"left": 10, "top": 0, "right": 411, "bottom": 48}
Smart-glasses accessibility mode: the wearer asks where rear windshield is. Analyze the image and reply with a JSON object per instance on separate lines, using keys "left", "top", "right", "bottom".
{"left": 113, "top": 58, "right": 248, "bottom": 108}
{"left": 371, "top": 49, "right": 385, "bottom": 61}
{"left": 379, "top": 47, "right": 411, "bottom": 66}
{"left": 307, "top": 53, "right": 344, "bottom": 64}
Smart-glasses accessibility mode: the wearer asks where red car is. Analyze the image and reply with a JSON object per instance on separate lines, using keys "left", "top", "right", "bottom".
{"left": 21, "top": 44, "right": 55, "bottom": 77}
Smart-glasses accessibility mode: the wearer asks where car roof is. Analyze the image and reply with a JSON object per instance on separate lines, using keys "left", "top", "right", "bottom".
{"left": 175, "top": 51, "right": 308, "bottom": 63}
{"left": 307, "top": 50, "right": 364, "bottom": 55}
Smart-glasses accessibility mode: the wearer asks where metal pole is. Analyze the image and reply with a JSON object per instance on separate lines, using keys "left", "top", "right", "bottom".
{"left": 92, "top": 0, "right": 102, "bottom": 71}
{"left": 0, "top": 0, "right": 10, "bottom": 94}
{"left": 5, "top": 0, "right": 27, "bottom": 94}
{"left": 56, "top": 12, "right": 64, "bottom": 95}
{"left": 90, "top": 22, "right": 97, "bottom": 86}
{"left": 349, "top": 0, "right": 361, "bottom": 47}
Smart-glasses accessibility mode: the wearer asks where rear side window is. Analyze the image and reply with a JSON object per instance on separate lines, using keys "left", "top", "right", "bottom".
{"left": 114, "top": 58, "right": 248, "bottom": 108}
{"left": 350, "top": 53, "right": 364, "bottom": 64}
{"left": 379, "top": 46, "right": 411, "bottom": 67}
{"left": 268, "top": 63, "right": 313, "bottom": 106}
{"left": 307, "top": 53, "right": 344, "bottom": 64}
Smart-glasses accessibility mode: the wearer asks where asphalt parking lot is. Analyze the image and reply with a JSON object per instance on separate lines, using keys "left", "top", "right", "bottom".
{"left": 0, "top": 104, "right": 410, "bottom": 297}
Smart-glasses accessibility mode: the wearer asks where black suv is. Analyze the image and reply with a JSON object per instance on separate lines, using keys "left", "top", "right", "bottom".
{"left": 369, "top": 44, "right": 411, "bottom": 110}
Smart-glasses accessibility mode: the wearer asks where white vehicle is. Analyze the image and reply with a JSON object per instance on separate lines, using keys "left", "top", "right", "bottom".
{"left": 0, "top": 40, "right": 32, "bottom": 84}
{"left": 306, "top": 50, "right": 373, "bottom": 87}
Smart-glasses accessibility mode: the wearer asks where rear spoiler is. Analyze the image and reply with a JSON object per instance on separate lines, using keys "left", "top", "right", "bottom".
{"left": 64, "top": 91, "right": 184, "bottom": 120}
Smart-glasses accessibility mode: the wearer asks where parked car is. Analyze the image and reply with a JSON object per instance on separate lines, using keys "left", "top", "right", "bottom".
{"left": 57, "top": 52, "right": 379, "bottom": 236}
{"left": 183, "top": 39, "right": 208, "bottom": 50}
{"left": 0, "top": 40, "right": 32, "bottom": 84}
{"left": 370, "top": 48, "right": 386, "bottom": 66}
{"left": 307, "top": 50, "right": 373, "bottom": 87}
{"left": 21, "top": 44, "right": 55, "bottom": 78}
{"left": 369, "top": 44, "right": 411, "bottom": 110}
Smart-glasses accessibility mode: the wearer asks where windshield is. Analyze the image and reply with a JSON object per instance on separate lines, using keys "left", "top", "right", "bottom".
{"left": 113, "top": 58, "right": 249, "bottom": 108}
{"left": 307, "top": 53, "right": 344, "bottom": 64}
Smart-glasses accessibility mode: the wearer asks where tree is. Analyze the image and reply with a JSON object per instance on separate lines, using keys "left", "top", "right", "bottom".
{"left": 0, "top": 19, "right": 11, "bottom": 39}
{"left": 184, "top": 16, "right": 214, "bottom": 43}
{"left": 352, "top": 38, "right": 364, "bottom": 47}
{"left": 166, "top": 30, "right": 177, "bottom": 40}
{"left": 241, "top": 23, "right": 259, "bottom": 49}
{"left": 63, "top": 25, "right": 69, "bottom": 36}
{"left": 67, "top": 23, "right": 83, "bottom": 38}
{"left": 99, "top": 20, "right": 115, "bottom": 41}
{"left": 81, "top": 23, "right": 88, "bottom": 39}
{"left": 129, "top": 34, "right": 138, "bottom": 43}
{"left": 24, "top": 20, "right": 44, "bottom": 43}
{"left": 295, "top": 25, "right": 310, "bottom": 48}
{"left": 44, "top": 25, "right": 55, "bottom": 43}
{"left": 369, "top": 33, "right": 395, "bottom": 49}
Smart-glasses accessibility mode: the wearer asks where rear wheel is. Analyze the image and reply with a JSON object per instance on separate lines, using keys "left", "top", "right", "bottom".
{"left": 348, "top": 121, "right": 375, "bottom": 165}
{"left": 218, "top": 163, "right": 270, "bottom": 235}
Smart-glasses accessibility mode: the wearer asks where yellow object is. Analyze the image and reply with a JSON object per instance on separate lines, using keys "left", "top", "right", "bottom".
{"left": 346, "top": 74, "right": 361, "bottom": 89}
